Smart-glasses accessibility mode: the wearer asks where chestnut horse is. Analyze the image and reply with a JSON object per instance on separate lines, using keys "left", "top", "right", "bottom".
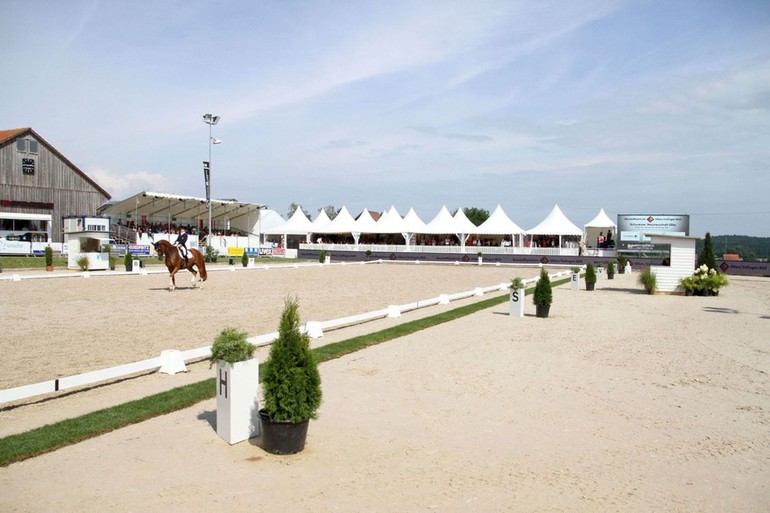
{"left": 153, "top": 239, "right": 208, "bottom": 291}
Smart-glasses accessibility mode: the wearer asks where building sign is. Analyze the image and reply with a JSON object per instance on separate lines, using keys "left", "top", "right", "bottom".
{"left": 127, "top": 244, "right": 151, "bottom": 256}
{"left": 1, "top": 199, "right": 54, "bottom": 209}
{"left": 617, "top": 214, "right": 689, "bottom": 253}
{"left": 22, "top": 158, "right": 35, "bottom": 175}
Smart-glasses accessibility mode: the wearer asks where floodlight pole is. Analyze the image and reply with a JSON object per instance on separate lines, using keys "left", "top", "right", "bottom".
{"left": 203, "top": 113, "right": 220, "bottom": 244}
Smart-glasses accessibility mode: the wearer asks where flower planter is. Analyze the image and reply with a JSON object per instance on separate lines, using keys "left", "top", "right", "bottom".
{"left": 607, "top": 272, "right": 614, "bottom": 280}
{"left": 46, "top": 265, "right": 54, "bottom": 272}
{"left": 509, "top": 287, "right": 525, "bottom": 317}
{"left": 259, "top": 410, "right": 310, "bottom": 454}
{"left": 216, "top": 358, "right": 260, "bottom": 444}
{"left": 586, "top": 282, "right": 595, "bottom": 291}
{"left": 535, "top": 305, "right": 550, "bottom": 318}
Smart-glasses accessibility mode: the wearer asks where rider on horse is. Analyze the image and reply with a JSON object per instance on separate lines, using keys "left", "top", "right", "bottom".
{"left": 174, "top": 226, "right": 189, "bottom": 267}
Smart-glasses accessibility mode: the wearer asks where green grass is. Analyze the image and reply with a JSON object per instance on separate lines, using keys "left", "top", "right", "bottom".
{"left": 0, "top": 274, "right": 569, "bottom": 466}
{"left": 0, "top": 256, "right": 68, "bottom": 269}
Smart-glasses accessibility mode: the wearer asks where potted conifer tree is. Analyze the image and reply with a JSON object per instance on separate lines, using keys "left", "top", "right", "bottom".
{"left": 533, "top": 268, "right": 553, "bottom": 318}
{"left": 585, "top": 262, "right": 597, "bottom": 291}
{"left": 124, "top": 250, "right": 133, "bottom": 272}
{"left": 241, "top": 251, "right": 249, "bottom": 267}
{"left": 617, "top": 254, "right": 628, "bottom": 274}
{"left": 607, "top": 260, "right": 615, "bottom": 280}
{"left": 45, "top": 245, "right": 54, "bottom": 272}
{"left": 260, "top": 296, "right": 322, "bottom": 454}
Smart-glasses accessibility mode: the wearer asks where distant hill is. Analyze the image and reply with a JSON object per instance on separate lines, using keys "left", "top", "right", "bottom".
{"left": 697, "top": 235, "right": 770, "bottom": 262}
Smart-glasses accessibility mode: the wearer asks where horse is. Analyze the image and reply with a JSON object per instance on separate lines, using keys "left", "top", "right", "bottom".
{"left": 153, "top": 239, "right": 208, "bottom": 291}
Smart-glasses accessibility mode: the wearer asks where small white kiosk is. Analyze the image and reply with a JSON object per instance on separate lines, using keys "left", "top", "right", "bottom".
{"left": 64, "top": 216, "right": 112, "bottom": 271}
{"left": 647, "top": 233, "right": 701, "bottom": 293}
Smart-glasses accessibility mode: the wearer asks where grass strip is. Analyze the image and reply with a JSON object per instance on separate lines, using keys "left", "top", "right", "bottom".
{"left": 0, "top": 277, "right": 568, "bottom": 467}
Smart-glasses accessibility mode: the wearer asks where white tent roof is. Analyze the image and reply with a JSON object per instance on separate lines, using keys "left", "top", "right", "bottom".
{"left": 259, "top": 209, "right": 287, "bottom": 232}
{"left": 584, "top": 208, "right": 616, "bottom": 228}
{"left": 423, "top": 206, "right": 476, "bottom": 234}
{"left": 263, "top": 208, "right": 312, "bottom": 235}
{"left": 354, "top": 208, "right": 380, "bottom": 233}
{"left": 476, "top": 205, "right": 525, "bottom": 235}
{"left": 311, "top": 209, "right": 331, "bottom": 232}
{"left": 401, "top": 208, "right": 426, "bottom": 233}
{"left": 526, "top": 204, "right": 582, "bottom": 235}
{"left": 452, "top": 208, "right": 480, "bottom": 234}
{"left": 374, "top": 206, "right": 405, "bottom": 234}
{"left": 314, "top": 206, "right": 358, "bottom": 234}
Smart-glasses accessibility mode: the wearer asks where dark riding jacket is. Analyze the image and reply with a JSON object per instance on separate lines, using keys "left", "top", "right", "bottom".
{"left": 175, "top": 232, "right": 189, "bottom": 256}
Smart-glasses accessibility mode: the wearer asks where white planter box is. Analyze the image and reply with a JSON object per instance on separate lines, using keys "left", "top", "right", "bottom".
{"left": 509, "top": 288, "right": 525, "bottom": 317}
{"left": 216, "top": 358, "right": 260, "bottom": 444}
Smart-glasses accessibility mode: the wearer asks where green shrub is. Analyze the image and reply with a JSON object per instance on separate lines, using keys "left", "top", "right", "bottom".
{"left": 209, "top": 328, "right": 255, "bottom": 367}
{"left": 533, "top": 268, "right": 552, "bottom": 307}
{"left": 44, "top": 246, "right": 53, "bottom": 267}
{"left": 261, "top": 297, "right": 322, "bottom": 423}
{"left": 638, "top": 268, "right": 657, "bottom": 294}
{"left": 617, "top": 254, "right": 627, "bottom": 273}
{"left": 124, "top": 251, "right": 132, "bottom": 269}
{"left": 607, "top": 260, "right": 615, "bottom": 274}
{"left": 318, "top": 250, "right": 328, "bottom": 263}
{"left": 510, "top": 276, "right": 525, "bottom": 290}
{"left": 241, "top": 252, "right": 249, "bottom": 266}
{"left": 76, "top": 255, "right": 88, "bottom": 271}
{"left": 585, "top": 263, "right": 597, "bottom": 284}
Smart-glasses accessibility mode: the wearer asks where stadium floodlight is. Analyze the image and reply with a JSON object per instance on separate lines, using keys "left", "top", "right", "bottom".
{"left": 203, "top": 113, "right": 220, "bottom": 243}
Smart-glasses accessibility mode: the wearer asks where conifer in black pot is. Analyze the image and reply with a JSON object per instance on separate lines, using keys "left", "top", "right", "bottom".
{"left": 585, "top": 262, "right": 597, "bottom": 291}
{"left": 260, "top": 296, "right": 322, "bottom": 454}
{"left": 533, "top": 268, "right": 553, "bottom": 318}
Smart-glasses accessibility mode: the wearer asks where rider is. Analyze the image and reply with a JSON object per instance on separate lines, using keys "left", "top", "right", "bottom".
{"left": 174, "top": 226, "right": 189, "bottom": 267}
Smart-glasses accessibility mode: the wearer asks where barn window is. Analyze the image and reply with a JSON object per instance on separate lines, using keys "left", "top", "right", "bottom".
{"left": 29, "top": 140, "right": 38, "bottom": 153}
{"left": 16, "top": 139, "right": 26, "bottom": 151}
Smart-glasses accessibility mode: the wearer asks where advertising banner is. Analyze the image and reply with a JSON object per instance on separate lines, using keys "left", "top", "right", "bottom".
{"left": 617, "top": 214, "right": 689, "bottom": 253}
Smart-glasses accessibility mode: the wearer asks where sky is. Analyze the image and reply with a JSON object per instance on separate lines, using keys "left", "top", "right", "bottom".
{"left": 2, "top": 0, "right": 770, "bottom": 236}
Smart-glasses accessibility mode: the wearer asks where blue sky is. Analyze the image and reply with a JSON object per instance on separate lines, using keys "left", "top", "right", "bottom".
{"left": 2, "top": 0, "right": 769, "bottom": 236}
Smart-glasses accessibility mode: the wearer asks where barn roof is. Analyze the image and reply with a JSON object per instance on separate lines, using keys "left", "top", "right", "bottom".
{"left": 0, "top": 127, "right": 111, "bottom": 199}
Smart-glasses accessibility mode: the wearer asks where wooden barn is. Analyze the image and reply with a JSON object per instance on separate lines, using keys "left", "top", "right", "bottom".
{"left": 0, "top": 127, "right": 110, "bottom": 242}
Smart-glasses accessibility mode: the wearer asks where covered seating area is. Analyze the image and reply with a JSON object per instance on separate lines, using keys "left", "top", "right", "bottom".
{"left": 263, "top": 204, "right": 617, "bottom": 258}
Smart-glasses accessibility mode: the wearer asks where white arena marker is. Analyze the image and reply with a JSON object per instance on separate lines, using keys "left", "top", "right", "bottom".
{"left": 387, "top": 305, "right": 402, "bottom": 318}
{"left": 12, "top": 274, "right": 21, "bottom": 281}
{"left": 439, "top": 294, "right": 450, "bottom": 305}
{"left": 474, "top": 288, "right": 484, "bottom": 297}
{"left": 305, "top": 321, "right": 324, "bottom": 339}
{"left": 158, "top": 349, "right": 187, "bottom": 375}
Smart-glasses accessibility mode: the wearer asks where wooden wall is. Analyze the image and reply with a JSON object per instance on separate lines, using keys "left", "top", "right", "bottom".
{"left": 0, "top": 131, "right": 109, "bottom": 242}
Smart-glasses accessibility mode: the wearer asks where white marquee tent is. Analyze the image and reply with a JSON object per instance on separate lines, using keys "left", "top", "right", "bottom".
{"left": 476, "top": 205, "right": 526, "bottom": 245}
{"left": 584, "top": 208, "right": 617, "bottom": 248}
{"left": 526, "top": 204, "right": 582, "bottom": 248}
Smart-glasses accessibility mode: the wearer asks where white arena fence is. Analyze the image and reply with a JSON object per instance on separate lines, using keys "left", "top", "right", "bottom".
{"left": 0, "top": 260, "right": 572, "bottom": 405}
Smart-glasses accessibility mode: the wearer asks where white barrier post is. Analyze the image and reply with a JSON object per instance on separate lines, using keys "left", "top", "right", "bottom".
{"left": 571, "top": 271, "right": 580, "bottom": 290}
{"left": 305, "top": 321, "right": 324, "bottom": 338}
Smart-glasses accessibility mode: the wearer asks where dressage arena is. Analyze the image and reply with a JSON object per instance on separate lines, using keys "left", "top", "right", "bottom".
{"left": 1, "top": 263, "right": 769, "bottom": 511}
{"left": 0, "top": 261, "right": 538, "bottom": 391}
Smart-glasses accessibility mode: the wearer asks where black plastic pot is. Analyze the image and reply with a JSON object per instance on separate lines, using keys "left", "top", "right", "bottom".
{"left": 259, "top": 410, "right": 310, "bottom": 455}
{"left": 535, "top": 305, "right": 550, "bottom": 318}
{"left": 586, "top": 282, "right": 595, "bottom": 291}
{"left": 607, "top": 272, "right": 614, "bottom": 280}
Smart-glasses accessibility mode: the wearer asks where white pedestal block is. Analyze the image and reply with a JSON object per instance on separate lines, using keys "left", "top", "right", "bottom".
{"left": 132, "top": 260, "right": 141, "bottom": 272}
{"left": 509, "top": 288, "right": 525, "bottom": 317}
{"left": 216, "top": 359, "right": 260, "bottom": 445}
{"left": 158, "top": 349, "right": 187, "bottom": 375}
{"left": 597, "top": 266, "right": 605, "bottom": 279}
{"left": 571, "top": 272, "right": 580, "bottom": 290}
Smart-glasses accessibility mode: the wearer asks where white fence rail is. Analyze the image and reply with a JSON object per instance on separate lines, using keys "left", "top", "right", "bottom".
{"left": 0, "top": 261, "right": 567, "bottom": 405}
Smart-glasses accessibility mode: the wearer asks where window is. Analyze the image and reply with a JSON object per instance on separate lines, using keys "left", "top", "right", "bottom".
{"left": 29, "top": 140, "right": 38, "bottom": 153}
{"left": 16, "top": 139, "right": 26, "bottom": 151}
